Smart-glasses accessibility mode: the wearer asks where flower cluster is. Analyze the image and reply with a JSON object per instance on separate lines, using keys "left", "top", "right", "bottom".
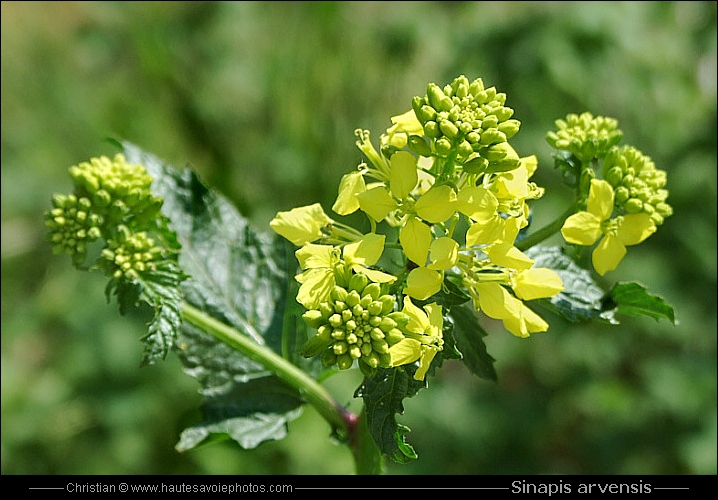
{"left": 546, "top": 111, "right": 623, "bottom": 163}
{"left": 45, "top": 154, "right": 169, "bottom": 280}
{"left": 272, "top": 75, "right": 567, "bottom": 378}
{"left": 548, "top": 113, "right": 673, "bottom": 275}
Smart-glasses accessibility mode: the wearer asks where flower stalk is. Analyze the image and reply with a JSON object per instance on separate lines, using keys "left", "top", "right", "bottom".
{"left": 180, "top": 303, "right": 355, "bottom": 441}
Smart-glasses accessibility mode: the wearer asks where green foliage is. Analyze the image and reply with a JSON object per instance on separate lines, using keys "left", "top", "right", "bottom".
{"left": 122, "top": 143, "right": 311, "bottom": 451}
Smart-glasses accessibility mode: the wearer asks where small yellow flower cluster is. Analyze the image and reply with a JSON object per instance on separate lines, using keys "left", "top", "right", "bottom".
{"left": 549, "top": 114, "right": 673, "bottom": 275}
{"left": 271, "top": 75, "right": 567, "bottom": 378}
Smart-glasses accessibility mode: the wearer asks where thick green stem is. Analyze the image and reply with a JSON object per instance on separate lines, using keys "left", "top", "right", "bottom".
{"left": 180, "top": 303, "right": 353, "bottom": 439}
{"left": 515, "top": 202, "right": 576, "bottom": 251}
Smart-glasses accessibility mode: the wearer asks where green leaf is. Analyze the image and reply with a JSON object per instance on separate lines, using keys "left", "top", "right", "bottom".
{"left": 103, "top": 249, "right": 186, "bottom": 366}
{"left": 136, "top": 261, "right": 186, "bottom": 366}
{"left": 175, "top": 358, "right": 304, "bottom": 451}
{"left": 606, "top": 281, "right": 676, "bottom": 325}
{"left": 450, "top": 304, "right": 497, "bottom": 382}
{"left": 123, "top": 142, "right": 310, "bottom": 450}
{"left": 526, "top": 245, "right": 616, "bottom": 323}
{"left": 355, "top": 367, "right": 426, "bottom": 463}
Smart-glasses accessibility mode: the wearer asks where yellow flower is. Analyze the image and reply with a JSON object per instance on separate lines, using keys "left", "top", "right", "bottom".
{"left": 294, "top": 233, "right": 395, "bottom": 309}
{"left": 562, "top": 179, "right": 656, "bottom": 275}
{"left": 270, "top": 203, "right": 332, "bottom": 246}
{"left": 389, "top": 296, "right": 444, "bottom": 380}
{"left": 381, "top": 109, "right": 424, "bottom": 150}
{"left": 472, "top": 282, "right": 548, "bottom": 338}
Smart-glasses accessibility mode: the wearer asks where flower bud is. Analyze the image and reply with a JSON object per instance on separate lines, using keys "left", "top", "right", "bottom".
{"left": 348, "top": 273, "right": 369, "bottom": 293}
{"left": 435, "top": 138, "right": 452, "bottom": 156}
{"left": 439, "top": 120, "right": 459, "bottom": 139}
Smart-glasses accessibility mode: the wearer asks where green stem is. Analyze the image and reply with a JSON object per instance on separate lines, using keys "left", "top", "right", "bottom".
{"left": 515, "top": 202, "right": 576, "bottom": 252}
{"left": 180, "top": 303, "right": 353, "bottom": 440}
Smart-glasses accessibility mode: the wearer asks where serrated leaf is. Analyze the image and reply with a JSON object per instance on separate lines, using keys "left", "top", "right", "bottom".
{"left": 137, "top": 261, "right": 186, "bottom": 365}
{"left": 103, "top": 258, "right": 185, "bottom": 366}
{"left": 526, "top": 245, "right": 616, "bottom": 323}
{"left": 607, "top": 281, "right": 676, "bottom": 325}
{"left": 355, "top": 367, "right": 425, "bottom": 463}
{"left": 123, "top": 143, "right": 310, "bottom": 450}
{"left": 450, "top": 304, "right": 497, "bottom": 382}
{"left": 175, "top": 359, "right": 304, "bottom": 451}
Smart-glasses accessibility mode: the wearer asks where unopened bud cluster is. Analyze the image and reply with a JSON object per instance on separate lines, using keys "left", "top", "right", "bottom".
{"left": 411, "top": 75, "right": 521, "bottom": 169}
{"left": 300, "top": 273, "right": 409, "bottom": 376}
{"left": 99, "top": 226, "right": 164, "bottom": 281}
{"left": 45, "top": 154, "right": 167, "bottom": 280}
{"left": 602, "top": 146, "right": 673, "bottom": 225}
{"left": 546, "top": 112, "right": 623, "bottom": 161}
{"left": 45, "top": 193, "right": 103, "bottom": 265}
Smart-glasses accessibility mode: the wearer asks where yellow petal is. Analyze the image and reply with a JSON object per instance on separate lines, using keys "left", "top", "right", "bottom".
{"left": 270, "top": 203, "right": 332, "bottom": 246}
{"left": 390, "top": 109, "right": 424, "bottom": 135}
{"left": 476, "top": 282, "right": 518, "bottom": 320}
{"left": 414, "top": 346, "right": 438, "bottom": 381}
{"left": 502, "top": 303, "right": 548, "bottom": 338}
{"left": 389, "top": 151, "right": 418, "bottom": 199}
{"left": 357, "top": 186, "right": 398, "bottom": 222}
{"left": 520, "top": 155, "right": 538, "bottom": 178}
{"left": 404, "top": 267, "right": 442, "bottom": 301}
{"left": 353, "top": 264, "right": 397, "bottom": 284}
{"left": 457, "top": 185, "right": 498, "bottom": 223}
{"left": 295, "top": 244, "right": 337, "bottom": 270}
{"left": 402, "top": 295, "right": 430, "bottom": 334}
{"left": 415, "top": 185, "right": 457, "bottom": 223}
{"left": 427, "top": 237, "right": 459, "bottom": 270}
{"left": 617, "top": 213, "right": 656, "bottom": 246}
{"left": 332, "top": 171, "right": 367, "bottom": 216}
{"left": 486, "top": 244, "right": 534, "bottom": 270}
{"left": 389, "top": 338, "right": 422, "bottom": 366}
{"left": 400, "top": 217, "right": 431, "bottom": 266}
{"left": 586, "top": 179, "right": 614, "bottom": 221}
{"left": 423, "top": 302, "right": 443, "bottom": 331}
{"left": 592, "top": 235, "right": 626, "bottom": 275}
{"left": 493, "top": 162, "right": 529, "bottom": 200}
{"left": 295, "top": 268, "right": 335, "bottom": 309}
{"left": 513, "top": 268, "right": 564, "bottom": 300}
{"left": 465, "top": 216, "right": 504, "bottom": 247}
{"left": 561, "top": 212, "right": 603, "bottom": 245}
{"left": 343, "top": 233, "right": 385, "bottom": 267}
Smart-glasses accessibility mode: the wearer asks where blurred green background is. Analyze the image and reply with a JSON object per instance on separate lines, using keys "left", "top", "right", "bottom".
{"left": 2, "top": 1, "right": 716, "bottom": 475}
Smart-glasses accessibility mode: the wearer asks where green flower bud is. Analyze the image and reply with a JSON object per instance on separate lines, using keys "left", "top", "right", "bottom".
{"left": 379, "top": 295, "right": 395, "bottom": 314}
{"left": 385, "top": 328, "right": 405, "bottom": 345}
{"left": 614, "top": 186, "right": 630, "bottom": 204}
{"left": 624, "top": 198, "right": 644, "bottom": 213}
{"left": 462, "top": 156, "right": 489, "bottom": 175}
{"left": 337, "top": 354, "right": 353, "bottom": 370}
{"left": 479, "top": 129, "right": 506, "bottom": 146}
{"left": 435, "top": 138, "right": 452, "bottom": 156}
{"left": 379, "top": 317, "right": 398, "bottom": 332}
{"left": 482, "top": 115, "right": 499, "bottom": 130}
{"left": 362, "top": 282, "right": 382, "bottom": 300}
{"left": 439, "top": 120, "right": 459, "bottom": 139}
{"left": 348, "top": 273, "right": 369, "bottom": 293}
{"left": 330, "top": 285, "right": 348, "bottom": 303}
{"left": 302, "top": 309, "right": 325, "bottom": 329}
{"left": 424, "top": 121, "right": 440, "bottom": 138}
{"left": 497, "top": 119, "right": 520, "bottom": 139}
{"left": 367, "top": 301, "right": 383, "bottom": 316}
{"left": 298, "top": 276, "right": 402, "bottom": 371}
{"left": 345, "top": 289, "right": 361, "bottom": 308}
{"left": 428, "top": 84, "right": 447, "bottom": 110}
{"left": 458, "top": 140, "right": 474, "bottom": 157}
